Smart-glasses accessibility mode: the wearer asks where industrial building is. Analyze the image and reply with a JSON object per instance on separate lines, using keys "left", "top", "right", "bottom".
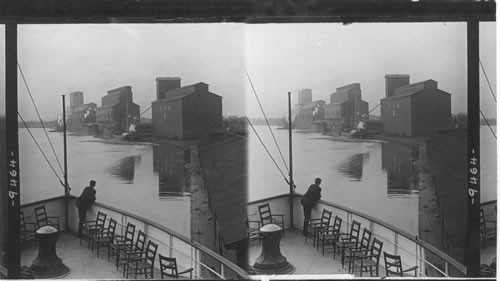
{"left": 380, "top": 75, "right": 451, "bottom": 137}
{"left": 151, "top": 77, "right": 223, "bottom": 140}
{"left": 293, "top": 89, "right": 326, "bottom": 130}
{"left": 66, "top": 91, "right": 97, "bottom": 131}
{"left": 324, "top": 83, "right": 369, "bottom": 132}
{"left": 96, "top": 86, "right": 140, "bottom": 135}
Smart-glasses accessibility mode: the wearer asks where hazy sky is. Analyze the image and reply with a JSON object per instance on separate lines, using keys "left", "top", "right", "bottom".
{"left": 0, "top": 22, "right": 496, "bottom": 119}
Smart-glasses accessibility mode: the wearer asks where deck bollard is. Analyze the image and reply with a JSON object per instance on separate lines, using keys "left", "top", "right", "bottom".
{"left": 253, "top": 223, "right": 295, "bottom": 275}
{"left": 29, "top": 226, "right": 70, "bottom": 278}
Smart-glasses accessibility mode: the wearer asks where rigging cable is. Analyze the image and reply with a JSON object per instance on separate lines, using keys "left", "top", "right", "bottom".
{"left": 18, "top": 62, "right": 65, "bottom": 175}
{"left": 479, "top": 59, "right": 497, "bottom": 103}
{"left": 245, "top": 69, "right": 290, "bottom": 174}
{"left": 245, "top": 116, "right": 291, "bottom": 186}
{"left": 480, "top": 109, "right": 496, "bottom": 140}
{"left": 368, "top": 103, "right": 380, "bottom": 114}
{"left": 140, "top": 105, "right": 152, "bottom": 117}
{"left": 18, "top": 113, "right": 66, "bottom": 189}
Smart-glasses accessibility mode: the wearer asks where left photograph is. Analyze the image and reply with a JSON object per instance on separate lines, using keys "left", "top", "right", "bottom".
{"left": 13, "top": 24, "right": 248, "bottom": 279}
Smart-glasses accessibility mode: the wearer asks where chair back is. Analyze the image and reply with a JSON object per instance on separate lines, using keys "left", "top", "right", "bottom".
{"left": 258, "top": 203, "right": 273, "bottom": 225}
{"left": 369, "top": 237, "right": 383, "bottom": 263}
{"left": 134, "top": 230, "right": 147, "bottom": 251}
{"left": 480, "top": 208, "right": 488, "bottom": 228}
{"left": 359, "top": 228, "right": 372, "bottom": 249}
{"left": 159, "top": 255, "right": 180, "bottom": 278}
{"left": 107, "top": 218, "right": 117, "bottom": 235}
{"left": 320, "top": 209, "right": 332, "bottom": 227}
{"left": 348, "top": 220, "right": 361, "bottom": 241}
{"left": 144, "top": 240, "right": 158, "bottom": 263}
{"left": 123, "top": 222, "right": 136, "bottom": 243}
{"left": 333, "top": 216, "right": 342, "bottom": 233}
{"left": 384, "top": 252, "right": 404, "bottom": 276}
{"left": 34, "top": 206, "right": 48, "bottom": 227}
{"left": 96, "top": 211, "right": 107, "bottom": 228}
{"left": 20, "top": 211, "right": 27, "bottom": 232}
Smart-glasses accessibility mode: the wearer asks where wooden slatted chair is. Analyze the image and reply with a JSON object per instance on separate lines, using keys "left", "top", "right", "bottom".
{"left": 80, "top": 211, "right": 107, "bottom": 250}
{"left": 247, "top": 218, "right": 261, "bottom": 243}
{"left": 345, "top": 228, "right": 372, "bottom": 273}
{"left": 92, "top": 218, "right": 117, "bottom": 258}
{"left": 159, "top": 255, "right": 194, "bottom": 279}
{"left": 125, "top": 240, "right": 158, "bottom": 279}
{"left": 383, "top": 252, "right": 418, "bottom": 277}
{"left": 120, "top": 230, "right": 147, "bottom": 276}
{"left": 258, "top": 203, "right": 285, "bottom": 237}
{"left": 304, "top": 208, "right": 331, "bottom": 245}
{"left": 34, "top": 206, "right": 60, "bottom": 230}
{"left": 20, "top": 210, "right": 36, "bottom": 247}
{"left": 108, "top": 222, "right": 136, "bottom": 268}
{"left": 319, "top": 215, "right": 343, "bottom": 256}
{"left": 352, "top": 237, "right": 383, "bottom": 277}
{"left": 312, "top": 209, "right": 333, "bottom": 249}
{"left": 334, "top": 220, "right": 361, "bottom": 268}
{"left": 480, "top": 208, "right": 496, "bottom": 245}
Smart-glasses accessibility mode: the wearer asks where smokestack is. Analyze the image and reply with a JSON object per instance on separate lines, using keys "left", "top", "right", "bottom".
{"left": 385, "top": 74, "right": 410, "bottom": 98}
{"left": 156, "top": 77, "right": 181, "bottom": 100}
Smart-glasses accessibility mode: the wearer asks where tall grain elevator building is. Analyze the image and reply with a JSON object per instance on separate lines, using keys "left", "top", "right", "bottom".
{"left": 324, "top": 83, "right": 369, "bottom": 131}
{"left": 66, "top": 91, "right": 97, "bottom": 131}
{"left": 152, "top": 77, "right": 223, "bottom": 140}
{"left": 96, "top": 86, "right": 140, "bottom": 134}
{"left": 381, "top": 75, "right": 451, "bottom": 137}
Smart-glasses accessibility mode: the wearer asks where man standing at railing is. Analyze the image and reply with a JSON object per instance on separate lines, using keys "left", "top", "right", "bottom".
{"left": 76, "top": 180, "right": 97, "bottom": 237}
{"left": 301, "top": 178, "right": 322, "bottom": 236}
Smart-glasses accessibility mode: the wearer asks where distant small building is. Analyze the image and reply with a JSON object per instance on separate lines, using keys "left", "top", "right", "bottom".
{"left": 96, "top": 86, "right": 140, "bottom": 134}
{"left": 298, "top": 88, "right": 313, "bottom": 106}
{"left": 294, "top": 100, "right": 326, "bottom": 130}
{"left": 380, "top": 75, "right": 451, "bottom": 137}
{"left": 152, "top": 77, "right": 223, "bottom": 140}
{"left": 66, "top": 91, "right": 97, "bottom": 131}
{"left": 324, "top": 83, "right": 369, "bottom": 132}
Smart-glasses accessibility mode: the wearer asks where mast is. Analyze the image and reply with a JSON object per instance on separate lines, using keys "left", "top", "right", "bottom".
{"left": 288, "top": 92, "right": 294, "bottom": 229}
{"left": 62, "top": 95, "right": 69, "bottom": 232}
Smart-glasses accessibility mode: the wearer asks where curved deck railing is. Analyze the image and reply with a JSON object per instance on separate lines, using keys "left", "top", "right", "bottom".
{"left": 21, "top": 196, "right": 248, "bottom": 279}
{"left": 248, "top": 193, "right": 468, "bottom": 277}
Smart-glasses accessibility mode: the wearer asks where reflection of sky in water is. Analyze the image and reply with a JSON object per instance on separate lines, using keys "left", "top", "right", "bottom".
{"left": 336, "top": 153, "right": 370, "bottom": 181}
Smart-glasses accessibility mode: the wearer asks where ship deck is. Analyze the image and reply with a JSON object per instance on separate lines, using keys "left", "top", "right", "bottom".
{"left": 248, "top": 228, "right": 497, "bottom": 278}
{"left": 20, "top": 231, "right": 183, "bottom": 279}
{"left": 248, "top": 228, "right": 360, "bottom": 277}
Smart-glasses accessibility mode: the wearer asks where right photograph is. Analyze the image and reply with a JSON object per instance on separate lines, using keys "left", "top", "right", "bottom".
{"left": 245, "top": 22, "right": 496, "bottom": 278}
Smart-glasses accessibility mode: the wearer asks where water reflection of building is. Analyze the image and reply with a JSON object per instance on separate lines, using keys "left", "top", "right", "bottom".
{"left": 337, "top": 153, "right": 369, "bottom": 181}
{"left": 153, "top": 144, "right": 191, "bottom": 197}
{"left": 109, "top": 155, "right": 141, "bottom": 183}
{"left": 381, "top": 142, "right": 419, "bottom": 195}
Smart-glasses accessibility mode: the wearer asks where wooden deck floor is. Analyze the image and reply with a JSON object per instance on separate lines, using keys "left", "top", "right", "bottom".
{"left": 248, "top": 228, "right": 361, "bottom": 277}
{"left": 20, "top": 231, "right": 176, "bottom": 279}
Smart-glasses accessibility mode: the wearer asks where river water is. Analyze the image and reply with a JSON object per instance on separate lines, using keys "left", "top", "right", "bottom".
{"left": 19, "top": 126, "right": 496, "bottom": 237}
{"left": 248, "top": 125, "right": 497, "bottom": 235}
{"left": 19, "top": 129, "right": 192, "bottom": 236}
